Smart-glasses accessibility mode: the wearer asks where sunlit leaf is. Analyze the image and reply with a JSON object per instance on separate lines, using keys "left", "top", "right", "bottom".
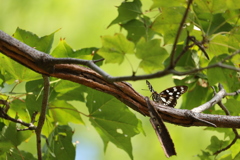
{"left": 207, "top": 54, "right": 239, "bottom": 91}
{"left": 226, "top": 0, "right": 240, "bottom": 9}
{"left": 193, "top": 0, "right": 229, "bottom": 14}
{"left": 227, "top": 27, "right": 240, "bottom": 51}
{"left": 97, "top": 33, "right": 135, "bottom": 64}
{"left": 206, "top": 136, "right": 229, "bottom": 153}
{"left": 230, "top": 140, "right": 240, "bottom": 158}
{"left": 223, "top": 9, "right": 240, "bottom": 26}
{"left": 0, "top": 28, "right": 58, "bottom": 83}
{"left": 150, "top": 0, "right": 186, "bottom": 9}
{"left": 151, "top": 7, "right": 187, "bottom": 44}
{"left": 0, "top": 55, "right": 41, "bottom": 83}
{"left": 108, "top": 0, "right": 142, "bottom": 27}
{"left": 51, "top": 38, "right": 97, "bottom": 60}
{"left": 206, "top": 35, "right": 229, "bottom": 59}
{"left": 13, "top": 27, "right": 57, "bottom": 53}
{"left": 53, "top": 80, "right": 85, "bottom": 101}
{"left": 43, "top": 125, "right": 75, "bottom": 160}
{"left": 86, "top": 89, "right": 143, "bottom": 160}
{"left": 49, "top": 100, "right": 84, "bottom": 125}
{"left": 136, "top": 38, "right": 168, "bottom": 73}
{"left": 225, "top": 99, "right": 240, "bottom": 116}
{"left": 8, "top": 100, "right": 31, "bottom": 123}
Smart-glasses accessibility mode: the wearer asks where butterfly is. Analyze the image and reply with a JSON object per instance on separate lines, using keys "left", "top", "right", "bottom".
{"left": 146, "top": 80, "right": 188, "bottom": 107}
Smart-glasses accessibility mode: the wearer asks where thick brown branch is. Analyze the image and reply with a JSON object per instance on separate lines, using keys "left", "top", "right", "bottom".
{"left": 1, "top": 30, "right": 240, "bottom": 128}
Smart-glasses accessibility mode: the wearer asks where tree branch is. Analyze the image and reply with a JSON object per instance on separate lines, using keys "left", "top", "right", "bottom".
{"left": 146, "top": 97, "right": 176, "bottom": 157}
{"left": 1, "top": 30, "right": 240, "bottom": 129}
{"left": 35, "top": 75, "right": 50, "bottom": 160}
{"left": 169, "top": 0, "right": 194, "bottom": 68}
{"left": 0, "top": 100, "right": 36, "bottom": 129}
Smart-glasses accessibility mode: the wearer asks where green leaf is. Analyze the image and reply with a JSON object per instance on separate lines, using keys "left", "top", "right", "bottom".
{"left": 136, "top": 38, "right": 168, "bottom": 73}
{"left": 227, "top": 27, "right": 240, "bottom": 51}
{"left": 3, "top": 122, "right": 32, "bottom": 147}
{"left": 193, "top": 1, "right": 234, "bottom": 35}
{"left": 86, "top": 89, "right": 143, "bottom": 160}
{"left": 108, "top": 0, "right": 142, "bottom": 27}
{"left": 51, "top": 39, "right": 97, "bottom": 60}
{"left": 43, "top": 125, "right": 75, "bottom": 160}
{"left": 8, "top": 100, "right": 31, "bottom": 123}
{"left": 121, "top": 19, "right": 154, "bottom": 44}
{"left": 194, "top": 13, "right": 232, "bottom": 35}
{"left": 97, "top": 33, "right": 135, "bottom": 64}
{"left": 164, "top": 45, "right": 196, "bottom": 70}
{"left": 197, "top": 150, "right": 213, "bottom": 160}
{"left": 6, "top": 149, "right": 37, "bottom": 160}
{"left": 181, "top": 84, "right": 211, "bottom": 109}
{"left": 0, "top": 131, "right": 13, "bottom": 156}
{"left": 0, "top": 72, "right": 4, "bottom": 87}
{"left": 54, "top": 80, "right": 85, "bottom": 101}
{"left": 49, "top": 100, "right": 84, "bottom": 125}
{"left": 25, "top": 79, "right": 44, "bottom": 115}
{"left": 224, "top": 99, "right": 240, "bottom": 116}
{"left": 223, "top": 9, "right": 240, "bottom": 28}
{"left": 206, "top": 35, "right": 229, "bottom": 59}
{"left": 225, "top": 0, "right": 240, "bottom": 9}
{"left": 25, "top": 79, "right": 59, "bottom": 115}
{"left": 150, "top": 0, "right": 186, "bottom": 9}
{"left": 0, "top": 28, "right": 58, "bottom": 83}
{"left": 207, "top": 54, "right": 239, "bottom": 91}
{"left": 0, "top": 55, "right": 41, "bottom": 83}
{"left": 151, "top": 7, "right": 187, "bottom": 44}
{"left": 230, "top": 140, "right": 240, "bottom": 159}
{"left": 13, "top": 27, "right": 57, "bottom": 53}
{"left": 193, "top": 0, "right": 231, "bottom": 14}
{"left": 206, "top": 136, "right": 229, "bottom": 153}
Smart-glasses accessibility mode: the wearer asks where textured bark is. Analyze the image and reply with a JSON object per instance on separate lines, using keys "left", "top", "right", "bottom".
{"left": 1, "top": 30, "right": 240, "bottom": 128}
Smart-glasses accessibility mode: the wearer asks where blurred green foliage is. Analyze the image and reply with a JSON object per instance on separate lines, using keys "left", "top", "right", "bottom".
{"left": 0, "top": 0, "right": 240, "bottom": 160}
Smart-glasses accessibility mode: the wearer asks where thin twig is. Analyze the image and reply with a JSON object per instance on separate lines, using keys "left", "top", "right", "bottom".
{"left": 169, "top": 0, "right": 194, "bottom": 68}
{"left": 214, "top": 135, "right": 238, "bottom": 155}
{"left": 173, "top": 35, "right": 193, "bottom": 65}
{"left": 0, "top": 100, "right": 36, "bottom": 129}
{"left": 214, "top": 100, "right": 239, "bottom": 155}
{"left": 217, "top": 98, "right": 231, "bottom": 115}
{"left": 36, "top": 75, "right": 50, "bottom": 160}
{"left": 188, "top": 36, "right": 209, "bottom": 60}
{"left": 226, "top": 89, "right": 240, "bottom": 96}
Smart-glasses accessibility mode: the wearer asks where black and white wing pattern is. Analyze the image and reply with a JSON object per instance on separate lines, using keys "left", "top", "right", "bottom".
{"left": 146, "top": 80, "right": 188, "bottom": 107}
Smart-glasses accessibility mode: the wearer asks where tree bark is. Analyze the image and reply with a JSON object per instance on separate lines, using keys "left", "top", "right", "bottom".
{"left": 1, "top": 30, "right": 240, "bottom": 128}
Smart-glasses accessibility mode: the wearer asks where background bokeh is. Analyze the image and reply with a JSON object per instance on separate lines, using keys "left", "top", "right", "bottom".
{"left": 0, "top": 1, "right": 220, "bottom": 160}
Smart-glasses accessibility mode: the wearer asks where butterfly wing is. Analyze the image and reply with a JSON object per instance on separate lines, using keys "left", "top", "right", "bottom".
{"left": 159, "top": 86, "right": 188, "bottom": 107}
{"left": 146, "top": 80, "right": 188, "bottom": 107}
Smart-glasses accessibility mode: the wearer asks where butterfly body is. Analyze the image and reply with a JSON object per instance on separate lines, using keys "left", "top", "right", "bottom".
{"left": 146, "top": 80, "right": 188, "bottom": 107}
